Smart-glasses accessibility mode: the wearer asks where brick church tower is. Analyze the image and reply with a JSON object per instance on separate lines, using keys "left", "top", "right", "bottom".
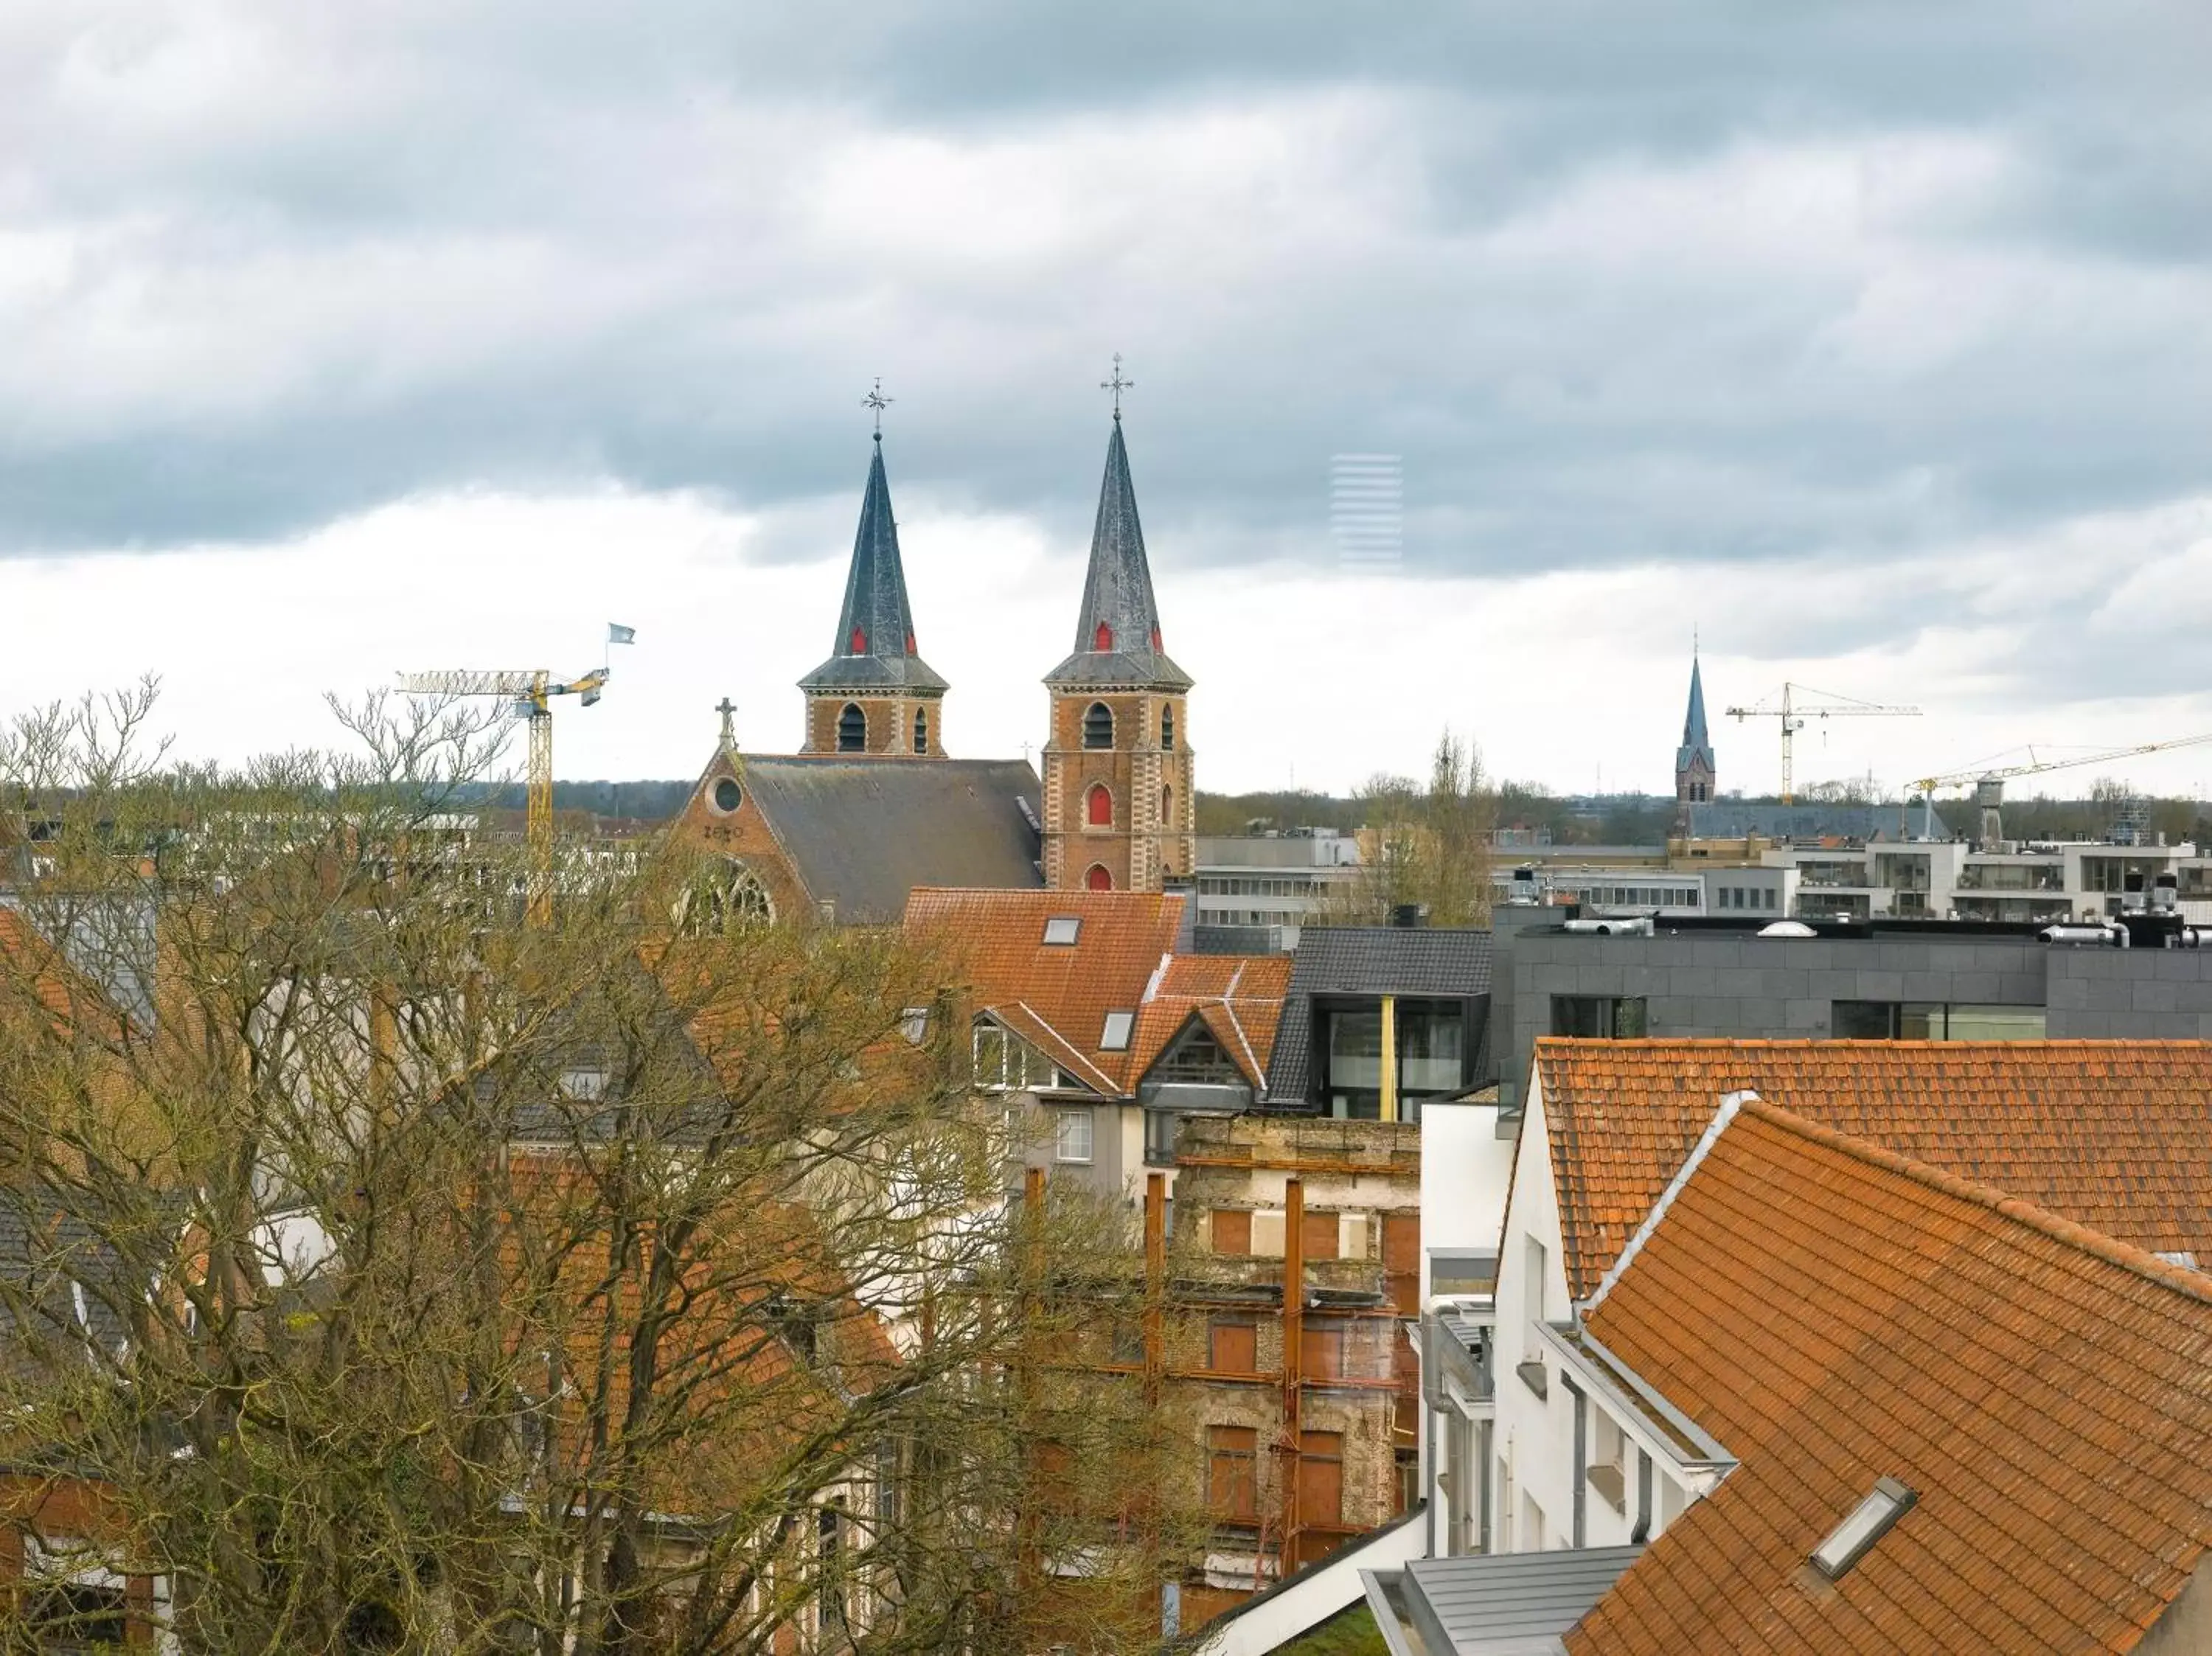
{"left": 1674, "top": 652, "right": 1717, "bottom": 829}
{"left": 798, "top": 428, "right": 948, "bottom": 756}
{"left": 1040, "top": 409, "right": 1195, "bottom": 891}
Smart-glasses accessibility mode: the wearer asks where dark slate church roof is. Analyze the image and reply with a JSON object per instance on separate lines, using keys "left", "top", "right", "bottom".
{"left": 1263, "top": 925, "right": 1494, "bottom": 1104}
{"left": 799, "top": 437, "right": 948, "bottom": 694}
{"left": 1682, "top": 801, "right": 1942, "bottom": 841}
{"left": 1044, "top": 419, "right": 1193, "bottom": 691}
{"left": 743, "top": 756, "right": 1043, "bottom": 923}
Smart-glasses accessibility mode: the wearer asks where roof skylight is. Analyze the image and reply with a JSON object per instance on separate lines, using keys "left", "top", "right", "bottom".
{"left": 1100, "top": 1011, "right": 1134, "bottom": 1051}
{"left": 1043, "top": 916, "right": 1082, "bottom": 946}
{"left": 1810, "top": 1477, "right": 1916, "bottom": 1580}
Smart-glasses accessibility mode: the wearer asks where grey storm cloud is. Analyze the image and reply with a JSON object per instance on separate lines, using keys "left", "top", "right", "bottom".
{"left": 1, "top": 0, "right": 2208, "bottom": 635}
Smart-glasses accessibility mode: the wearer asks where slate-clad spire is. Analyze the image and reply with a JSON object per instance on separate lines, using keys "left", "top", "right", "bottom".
{"left": 1043, "top": 417, "right": 1192, "bottom": 690}
{"left": 799, "top": 436, "right": 947, "bottom": 693}
{"left": 1677, "top": 655, "right": 1712, "bottom": 770}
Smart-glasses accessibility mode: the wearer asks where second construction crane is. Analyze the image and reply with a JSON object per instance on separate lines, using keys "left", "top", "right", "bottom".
{"left": 1726, "top": 681, "right": 1920, "bottom": 804}
{"left": 398, "top": 663, "right": 611, "bottom": 926}
{"left": 1913, "top": 733, "right": 2212, "bottom": 852}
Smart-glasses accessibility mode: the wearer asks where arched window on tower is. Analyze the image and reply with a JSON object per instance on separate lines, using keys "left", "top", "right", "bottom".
{"left": 912, "top": 709, "right": 928, "bottom": 754}
{"left": 1087, "top": 784, "right": 1113, "bottom": 828}
{"left": 1161, "top": 705, "right": 1175, "bottom": 751}
{"left": 1082, "top": 703, "right": 1113, "bottom": 749}
{"left": 1161, "top": 785, "right": 1172, "bottom": 825}
{"left": 838, "top": 703, "right": 866, "bottom": 753}
{"left": 1093, "top": 621, "right": 1115, "bottom": 653}
{"left": 1085, "top": 864, "right": 1113, "bottom": 891}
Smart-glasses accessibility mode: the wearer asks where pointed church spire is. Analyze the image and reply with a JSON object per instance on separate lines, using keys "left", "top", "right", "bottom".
{"left": 1680, "top": 655, "right": 1710, "bottom": 754}
{"left": 1675, "top": 651, "right": 1717, "bottom": 812}
{"left": 799, "top": 434, "right": 947, "bottom": 695}
{"left": 1043, "top": 413, "right": 1192, "bottom": 690}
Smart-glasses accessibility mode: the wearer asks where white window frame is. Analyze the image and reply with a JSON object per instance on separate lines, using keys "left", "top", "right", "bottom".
{"left": 1054, "top": 1107, "right": 1095, "bottom": 1163}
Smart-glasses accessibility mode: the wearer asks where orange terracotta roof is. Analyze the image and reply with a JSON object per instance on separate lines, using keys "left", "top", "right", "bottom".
{"left": 1531, "top": 1038, "right": 2212, "bottom": 1301}
{"left": 1568, "top": 1101, "right": 2212, "bottom": 1656}
{"left": 1126, "top": 953, "right": 1293, "bottom": 1088}
{"left": 902, "top": 887, "right": 1185, "bottom": 1093}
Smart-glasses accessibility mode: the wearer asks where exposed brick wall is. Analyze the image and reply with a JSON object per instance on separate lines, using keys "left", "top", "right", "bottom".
{"left": 1042, "top": 689, "right": 1195, "bottom": 891}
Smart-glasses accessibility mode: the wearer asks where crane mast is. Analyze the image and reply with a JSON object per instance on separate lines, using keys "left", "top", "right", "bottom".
{"left": 1724, "top": 682, "right": 1921, "bottom": 804}
{"left": 398, "top": 665, "right": 608, "bottom": 926}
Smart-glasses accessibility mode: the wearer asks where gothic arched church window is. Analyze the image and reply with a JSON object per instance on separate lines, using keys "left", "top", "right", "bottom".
{"left": 1083, "top": 702, "right": 1113, "bottom": 749}
{"left": 838, "top": 703, "right": 866, "bottom": 752}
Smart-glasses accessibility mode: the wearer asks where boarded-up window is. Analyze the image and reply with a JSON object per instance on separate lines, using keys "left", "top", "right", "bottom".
{"left": 1212, "top": 1209, "right": 1251, "bottom": 1256}
{"left": 1298, "top": 1430, "right": 1344, "bottom": 1527}
{"left": 1209, "top": 1318, "right": 1257, "bottom": 1374}
{"left": 1383, "top": 1213, "right": 1421, "bottom": 1315}
{"left": 1300, "top": 1211, "right": 1340, "bottom": 1262}
{"left": 1209, "top": 1426, "right": 1259, "bottom": 1520}
{"left": 1299, "top": 1320, "right": 1346, "bottom": 1381}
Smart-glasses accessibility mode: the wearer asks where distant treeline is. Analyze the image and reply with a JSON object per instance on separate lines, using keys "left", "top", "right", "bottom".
{"left": 506, "top": 780, "right": 2212, "bottom": 847}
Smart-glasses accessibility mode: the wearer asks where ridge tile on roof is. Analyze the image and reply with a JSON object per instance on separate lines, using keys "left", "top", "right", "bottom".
{"left": 1534, "top": 1037, "right": 2212, "bottom": 1301}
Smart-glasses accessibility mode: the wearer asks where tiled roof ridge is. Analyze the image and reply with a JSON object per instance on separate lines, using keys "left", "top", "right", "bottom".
{"left": 1740, "top": 1095, "right": 2212, "bottom": 1307}
{"left": 1537, "top": 1034, "right": 2212, "bottom": 1054}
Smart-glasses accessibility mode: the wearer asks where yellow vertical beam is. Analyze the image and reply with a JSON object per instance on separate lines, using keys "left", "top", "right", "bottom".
{"left": 1379, "top": 994, "right": 1398, "bottom": 1124}
{"left": 525, "top": 673, "right": 553, "bottom": 928}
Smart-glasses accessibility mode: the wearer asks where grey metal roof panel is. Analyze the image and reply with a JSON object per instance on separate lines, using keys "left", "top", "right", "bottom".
{"left": 1265, "top": 927, "right": 1494, "bottom": 1102}
{"left": 1404, "top": 1547, "right": 1644, "bottom": 1652}
{"left": 742, "top": 756, "right": 1043, "bottom": 924}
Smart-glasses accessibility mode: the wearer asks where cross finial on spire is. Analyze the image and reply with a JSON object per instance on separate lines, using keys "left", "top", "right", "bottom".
{"left": 715, "top": 696, "right": 737, "bottom": 748}
{"left": 1100, "top": 352, "right": 1133, "bottom": 420}
{"left": 863, "top": 378, "right": 892, "bottom": 440}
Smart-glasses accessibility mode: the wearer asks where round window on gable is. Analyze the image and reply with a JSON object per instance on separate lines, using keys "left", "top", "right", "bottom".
{"left": 1082, "top": 702, "right": 1113, "bottom": 749}
{"left": 837, "top": 703, "right": 866, "bottom": 752}
{"left": 711, "top": 776, "right": 743, "bottom": 815}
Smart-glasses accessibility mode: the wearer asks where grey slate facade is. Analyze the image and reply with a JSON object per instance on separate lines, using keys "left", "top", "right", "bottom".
{"left": 1264, "top": 925, "right": 1492, "bottom": 1111}
{"left": 1492, "top": 910, "right": 2212, "bottom": 1110}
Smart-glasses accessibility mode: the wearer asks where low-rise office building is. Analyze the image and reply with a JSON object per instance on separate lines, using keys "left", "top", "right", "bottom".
{"left": 1194, "top": 830, "right": 1363, "bottom": 951}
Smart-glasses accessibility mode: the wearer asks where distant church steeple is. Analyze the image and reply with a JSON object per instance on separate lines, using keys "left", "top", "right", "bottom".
{"left": 1674, "top": 650, "right": 1716, "bottom": 824}
{"left": 1040, "top": 372, "right": 1195, "bottom": 891}
{"left": 799, "top": 394, "right": 947, "bottom": 757}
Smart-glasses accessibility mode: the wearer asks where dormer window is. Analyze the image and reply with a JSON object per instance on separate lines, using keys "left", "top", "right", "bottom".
{"left": 1100, "top": 1011, "right": 1134, "bottom": 1051}
{"left": 1082, "top": 703, "right": 1113, "bottom": 749}
{"left": 1093, "top": 621, "right": 1115, "bottom": 653}
{"left": 1811, "top": 1478, "right": 1917, "bottom": 1580}
{"left": 1043, "top": 916, "right": 1082, "bottom": 946}
{"left": 849, "top": 627, "right": 867, "bottom": 653}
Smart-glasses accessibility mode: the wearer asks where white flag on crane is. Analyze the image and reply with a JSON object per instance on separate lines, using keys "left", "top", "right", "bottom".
{"left": 608, "top": 623, "right": 636, "bottom": 644}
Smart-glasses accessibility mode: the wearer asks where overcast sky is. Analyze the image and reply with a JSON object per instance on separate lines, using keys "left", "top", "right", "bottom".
{"left": 4, "top": 3, "right": 2211, "bottom": 799}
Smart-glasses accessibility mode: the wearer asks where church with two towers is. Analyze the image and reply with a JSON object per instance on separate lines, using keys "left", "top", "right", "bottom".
{"left": 675, "top": 394, "right": 1196, "bottom": 923}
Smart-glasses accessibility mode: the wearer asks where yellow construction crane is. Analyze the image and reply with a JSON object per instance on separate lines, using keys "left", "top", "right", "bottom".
{"left": 397, "top": 664, "right": 611, "bottom": 926}
{"left": 1725, "top": 682, "right": 1921, "bottom": 804}
{"left": 1912, "top": 732, "right": 2212, "bottom": 852}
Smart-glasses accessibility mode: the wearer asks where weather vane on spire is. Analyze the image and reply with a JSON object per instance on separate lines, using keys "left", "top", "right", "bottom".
{"left": 1101, "top": 352, "right": 1133, "bottom": 420}
{"left": 863, "top": 378, "right": 892, "bottom": 439}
